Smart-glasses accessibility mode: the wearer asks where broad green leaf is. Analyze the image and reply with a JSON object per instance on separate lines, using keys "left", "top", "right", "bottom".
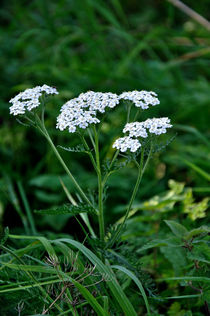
{"left": 160, "top": 246, "right": 187, "bottom": 275}
{"left": 183, "top": 197, "right": 209, "bottom": 221}
{"left": 137, "top": 237, "right": 181, "bottom": 252}
{"left": 168, "top": 179, "right": 185, "bottom": 194}
{"left": 164, "top": 220, "right": 188, "bottom": 238}
{"left": 187, "top": 244, "right": 210, "bottom": 264}
{"left": 185, "top": 226, "right": 210, "bottom": 240}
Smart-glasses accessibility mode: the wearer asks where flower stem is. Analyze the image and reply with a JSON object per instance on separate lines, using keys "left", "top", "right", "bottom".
{"left": 102, "top": 149, "right": 119, "bottom": 186}
{"left": 44, "top": 129, "right": 92, "bottom": 206}
{"left": 80, "top": 134, "right": 98, "bottom": 173}
{"left": 93, "top": 126, "right": 105, "bottom": 241}
{"left": 107, "top": 143, "right": 153, "bottom": 247}
{"left": 35, "top": 114, "right": 96, "bottom": 237}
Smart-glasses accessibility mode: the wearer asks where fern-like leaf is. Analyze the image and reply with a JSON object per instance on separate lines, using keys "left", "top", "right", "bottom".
{"left": 34, "top": 203, "right": 96, "bottom": 216}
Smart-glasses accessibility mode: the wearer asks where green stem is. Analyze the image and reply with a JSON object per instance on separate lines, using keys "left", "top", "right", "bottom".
{"left": 37, "top": 121, "right": 92, "bottom": 207}
{"left": 80, "top": 134, "right": 98, "bottom": 173}
{"left": 35, "top": 114, "right": 96, "bottom": 238}
{"left": 93, "top": 126, "right": 105, "bottom": 241}
{"left": 87, "top": 128, "right": 96, "bottom": 150}
{"left": 133, "top": 108, "right": 141, "bottom": 122}
{"left": 102, "top": 149, "right": 119, "bottom": 186}
{"left": 118, "top": 147, "right": 145, "bottom": 232}
{"left": 108, "top": 144, "right": 152, "bottom": 247}
{"left": 126, "top": 103, "right": 132, "bottom": 123}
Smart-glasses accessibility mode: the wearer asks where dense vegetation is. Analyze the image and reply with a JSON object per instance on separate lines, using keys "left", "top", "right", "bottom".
{"left": 0, "top": 1, "right": 209, "bottom": 315}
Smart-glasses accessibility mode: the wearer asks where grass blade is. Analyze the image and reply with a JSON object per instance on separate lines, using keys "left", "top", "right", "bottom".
{"left": 112, "top": 265, "right": 151, "bottom": 315}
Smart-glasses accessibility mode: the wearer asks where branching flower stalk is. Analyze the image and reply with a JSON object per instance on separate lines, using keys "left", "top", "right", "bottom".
{"left": 9, "top": 85, "right": 172, "bottom": 248}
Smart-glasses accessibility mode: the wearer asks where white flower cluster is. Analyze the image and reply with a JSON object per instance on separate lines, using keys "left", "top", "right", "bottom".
{"left": 112, "top": 136, "right": 141, "bottom": 152}
{"left": 9, "top": 85, "right": 58, "bottom": 116}
{"left": 56, "top": 91, "right": 119, "bottom": 133}
{"left": 113, "top": 117, "right": 172, "bottom": 153}
{"left": 123, "top": 122, "right": 148, "bottom": 138}
{"left": 123, "top": 117, "right": 172, "bottom": 137}
{"left": 119, "top": 90, "right": 160, "bottom": 109}
{"left": 142, "top": 117, "right": 172, "bottom": 135}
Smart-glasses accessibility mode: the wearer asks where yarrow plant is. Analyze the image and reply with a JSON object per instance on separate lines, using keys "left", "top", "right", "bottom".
{"left": 7, "top": 84, "right": 174, "bottom": 315}
{"left": 9, "top": 85, "right": 172, "bottom": 243}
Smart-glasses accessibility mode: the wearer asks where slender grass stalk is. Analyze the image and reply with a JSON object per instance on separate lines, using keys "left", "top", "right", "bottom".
{"left": 17, "top": 180, "right": 37, "bottom": 235}
{"left": 4, "top": 176, "right": 30, "bottom": 235}
{"left": 93, "top": 126, "right": 105, "bottom": 241}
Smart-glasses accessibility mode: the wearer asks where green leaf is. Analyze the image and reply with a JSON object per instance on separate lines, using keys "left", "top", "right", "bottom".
{"left": 34, "top": 203, "right": 96, "bottom": 216}
{"left": 185, "top": 226, "right": 210, "bottom": 240}
{"left": 9, "top": 234, "right": 137, "bottom": 316}
{"left": 182, "top": 159, "right": 210, "bottom": 181}
{"left": 159, "top": 276, "right": 210, "bottom": 283}
{"left": 111, "top": 265, "right": 151, "bottom": 315}
{"left": 54, "top": 238, "right": 138, "bottom": 316}
{"left": 164, "top": 220, "right": 188, "bottom": 238}
{"left": 138, "top": 237, "right": 181, "bottom": 252}
{"left": 1, "top": 262, "right": 57, "bottom": 274}
{"left": 160, "top": 246, "right": 187, "bottom": 275}
{"left": 73, "top": 280, "right": 109, "bottom": 316}
{"left": 187, "top": 244, "right": 210, "bottom": 264}
{"left": 0, "top": 227, "right": 9, "bottom": 246}
{"left": 183, "top": 197, "right": 209, "bottom": 221}
{"left": 1, "top": 263, "right": 107, "bottom": 315}
{"left": 203, "top": 290, "right": 210, "bottom": 303}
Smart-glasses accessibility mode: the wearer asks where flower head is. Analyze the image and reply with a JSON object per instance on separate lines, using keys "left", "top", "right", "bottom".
{"left": 113, "top": 136, "right": 141, "bottom": 153}
{"left": 114, "top": 117, "right": 172, "bottom": 153}
{"left": 9, "top": 85, "right": 58, "bottom": 115}
{"left": 119, "top": 90, "right": 160, "bottom": 109}
{"left": 123, "top": 122, "right": 148, "bottom": 138}
{"left": 142, "top": 117, "right": 172, "bottom": 135}
{"left": 56, "top": 91, "right": 119, "bottom": 133}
